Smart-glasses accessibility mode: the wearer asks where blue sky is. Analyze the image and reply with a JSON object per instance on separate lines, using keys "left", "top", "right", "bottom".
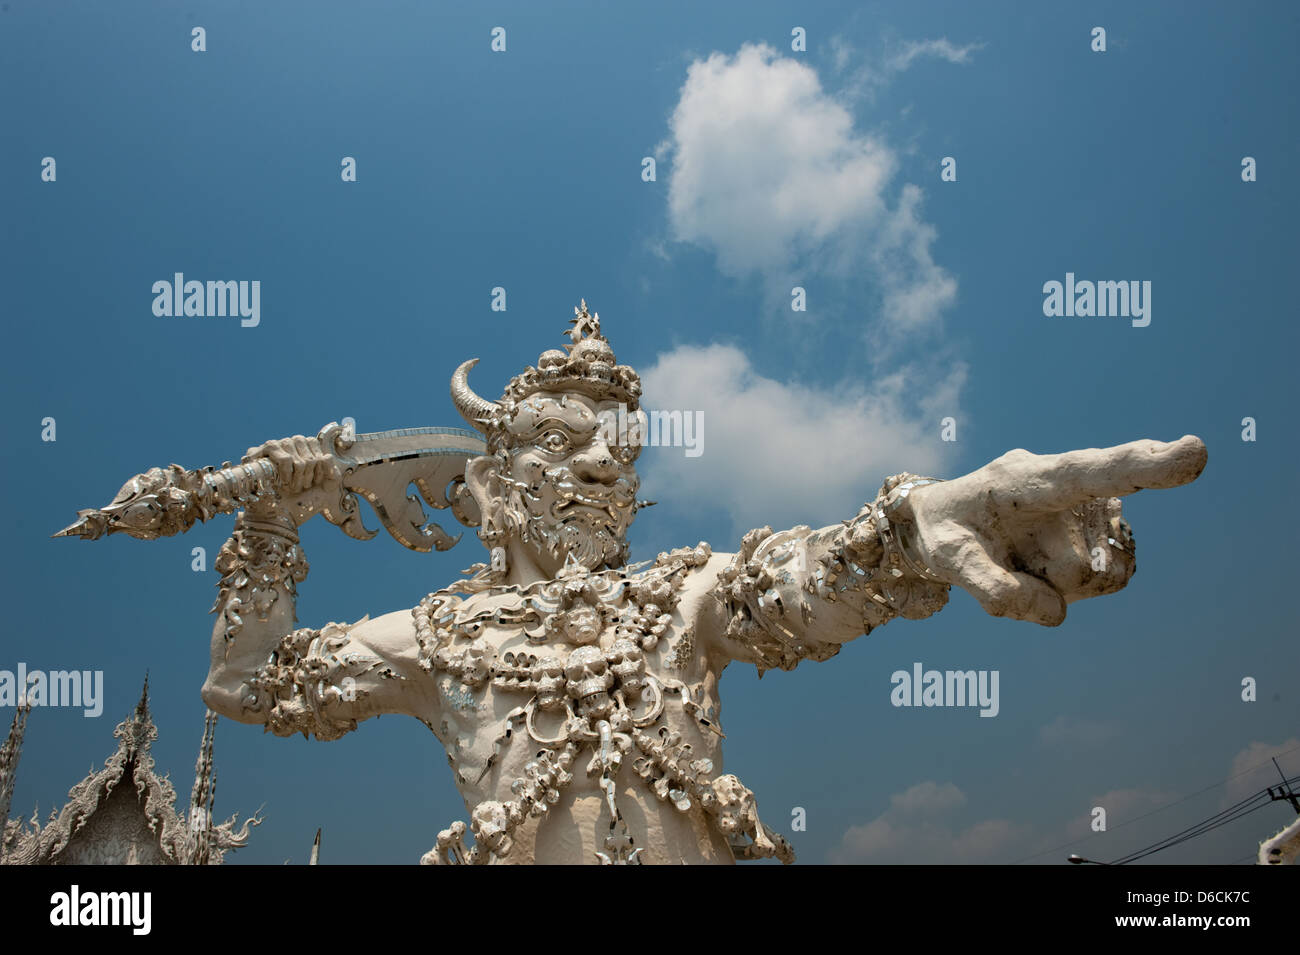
{"left": 2, "top": 0, "right": 1297, "bottom": 864}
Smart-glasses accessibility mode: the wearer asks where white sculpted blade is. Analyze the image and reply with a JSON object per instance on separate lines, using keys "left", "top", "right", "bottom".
{"left": 53, "top": 423, "right": 486, "bottom": 553}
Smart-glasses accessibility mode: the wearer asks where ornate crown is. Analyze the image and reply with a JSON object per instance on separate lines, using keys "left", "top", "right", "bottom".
{"left": 450, "top": 300, "right": 642, "bottom": 450}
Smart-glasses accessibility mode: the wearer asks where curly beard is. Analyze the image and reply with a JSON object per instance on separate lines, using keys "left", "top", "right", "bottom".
{"left": 494, "top": 463, "right": 636, "bottom": 572}
{"left": 525, "top": 512, "right": 628, "bottom": 570}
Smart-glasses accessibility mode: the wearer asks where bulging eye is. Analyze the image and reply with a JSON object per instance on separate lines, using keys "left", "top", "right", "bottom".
{"left": 539, "top": 430, "right": 571, "bottom": 454}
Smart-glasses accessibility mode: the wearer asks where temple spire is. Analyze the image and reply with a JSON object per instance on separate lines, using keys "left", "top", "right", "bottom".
{"left": 185, "top": 710, "right": 219, "bottom": 866}
{"left": 115, "top": 673, "right": 158, "bottom": 760}
{"left": 0, "top": 701, "right": 32, "bottom": 862}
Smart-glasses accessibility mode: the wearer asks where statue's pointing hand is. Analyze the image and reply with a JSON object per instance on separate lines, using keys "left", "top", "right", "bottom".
{"left": 901, "top": 436, "right": 1207, "bottom": 626}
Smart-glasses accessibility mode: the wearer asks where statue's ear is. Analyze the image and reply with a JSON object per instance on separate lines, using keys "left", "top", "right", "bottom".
{"left": 462, "top": 454, "right": 502, "bottom": 527}
{"left": 448, "top": 476, "right": 482, "bottom": 528}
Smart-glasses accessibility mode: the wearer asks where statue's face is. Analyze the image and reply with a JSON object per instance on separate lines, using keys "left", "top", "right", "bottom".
{"left": 496, "top": 392, "right": 640, "bottom": 576}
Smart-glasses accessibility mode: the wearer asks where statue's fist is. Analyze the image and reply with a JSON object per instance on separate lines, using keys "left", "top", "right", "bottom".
{"left": 242, "top": 434, "right": 338, "bottom": 496}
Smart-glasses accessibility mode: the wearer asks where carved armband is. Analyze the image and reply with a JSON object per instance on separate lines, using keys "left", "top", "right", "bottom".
{"left": 242, "top": 622, "right": 364, "bottom": 741}
{"left": 212, "top": 510, "right": 309, "bottom": 648}
{"left": 857, "top": 473, "right": 951, "bottom": 621}
{"left": 714, "top": 474, "right": 950, "bottom": 673}
{"left": 713, "top": 526, "right": 845, "bottom": 673}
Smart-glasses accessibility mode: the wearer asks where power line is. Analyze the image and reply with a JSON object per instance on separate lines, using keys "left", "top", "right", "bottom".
{"left": 1009, "top": 743, "right": 1300, "bottom": 864}
{"left": 1269, "top": 756, "right": 1300, "bottom": 813}
{"left": 1113, "top": 800, "right": 1270, "bottom": 863}
{"left": 1108, "top": 778, "right": 1297, "bottom": 865}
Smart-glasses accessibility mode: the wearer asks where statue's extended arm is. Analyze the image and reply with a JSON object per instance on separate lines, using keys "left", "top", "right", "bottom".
{"left": 706, "top": 436, "right": 1207, "bottom": 672}
{"left": 201, "top": 436, "right": 438, "bottom": 740}
{"left": 706, "top": 478, "right": 951, "bottom": 674}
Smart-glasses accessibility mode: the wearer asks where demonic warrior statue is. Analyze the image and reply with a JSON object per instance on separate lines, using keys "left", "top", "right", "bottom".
{"left": 57, "top": 301, "right": 1207, "bottom": 864}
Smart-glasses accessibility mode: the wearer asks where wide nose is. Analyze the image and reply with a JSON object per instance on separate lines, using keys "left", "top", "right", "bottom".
{"left": 571, "top": 440, "right": 618, "bottom": 485}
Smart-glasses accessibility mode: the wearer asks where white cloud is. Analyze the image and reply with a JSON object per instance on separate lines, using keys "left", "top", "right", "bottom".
{"left": 832, "top": 35, "right": 984, "bottom": 101}
{"left": 889, "top": 780, "right": 965, "bottom": 814}
{"left": 660, "top": 43, "right": 957, "bottom": 334}
{"left": 831, "top": 781, "right": 1031, "bottom": 864}
{"left": 1023, "top": 786, "right": 1173, "bottom": 863}
{"left": 886, "top": 38, "right": 984, "bottom": 71}
{"left": 1224, "top": 738, "right": 1300, "bottom": 807}
{"left": 871, "top": 184, "right": 957, "bottom": 331}
{"left": 642, "top": 43, "right": 975, "bottom": 531}
{"left": 1038, "top": 716, "right": 1120, "bottom": 748}
{"left": 637, "top": 343, "right": 963, "bottom": 533}
{"left": 829, "top": 34, "right": 853, "bottom": 73}
{"left": 1082, "top": 787, "right": 1174, "bottom": 829}
{"left": 664, "top": 44, "right": 893, "bottom": 275}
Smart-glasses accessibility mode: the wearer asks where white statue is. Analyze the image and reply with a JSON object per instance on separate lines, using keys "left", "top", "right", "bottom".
{"left": 58, "top": 301, "right": 1207, "bottom": 864}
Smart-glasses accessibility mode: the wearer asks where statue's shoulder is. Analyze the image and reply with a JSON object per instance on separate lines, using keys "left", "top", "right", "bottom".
{"left": 344, "top": 606, "right": 420, "bottom": 647}
{"left": 621, "top": 543, "right": 733, "bottom": 613}
{"left": 343, "top": 584, "right": 518, "bottom": 652}
{"left": 622, "top": 542, "right": 720, "bottom": 582}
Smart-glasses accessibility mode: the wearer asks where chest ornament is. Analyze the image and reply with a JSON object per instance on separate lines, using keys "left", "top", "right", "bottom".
{"left": 412, "top": 544, "right": 792, "bottom": 865}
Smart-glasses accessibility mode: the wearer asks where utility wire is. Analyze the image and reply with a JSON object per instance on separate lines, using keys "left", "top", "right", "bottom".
{"left": 1112, "top": 801, "right": 1271, "bottom": 864}
{"left": 1009, "top": 744, "right": 1300, "bottom": 864}
{"left": 1108, "top": 779, "right": 1297, "bottom": 865}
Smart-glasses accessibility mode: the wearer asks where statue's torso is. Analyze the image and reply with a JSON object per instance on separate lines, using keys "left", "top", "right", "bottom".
{"left": 412, "top": 546, "right": 789, "bottom": 865}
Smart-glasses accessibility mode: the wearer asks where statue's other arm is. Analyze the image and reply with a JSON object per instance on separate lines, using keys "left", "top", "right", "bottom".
{"left": 200, "top": 438, "right": 439, "bottom": 740}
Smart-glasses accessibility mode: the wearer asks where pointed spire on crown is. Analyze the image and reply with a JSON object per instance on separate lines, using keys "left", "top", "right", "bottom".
{"left": 450, "top": 298, "right": 641, "bottom": 449}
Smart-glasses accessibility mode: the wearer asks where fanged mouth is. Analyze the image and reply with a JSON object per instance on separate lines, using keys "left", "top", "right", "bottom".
{"left": 546, "top": 478, "right": 636, "bottom": 526}
{"left": 505, "top": 472, "right": 636, "bottom": 527}
{"left": 552, "top": 496, "right": 622, "bottom": 525}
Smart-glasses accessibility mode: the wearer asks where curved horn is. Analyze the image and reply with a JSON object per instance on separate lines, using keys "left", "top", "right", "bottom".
{"left": 450, "top": 358, "right": 502, "bottom": 431}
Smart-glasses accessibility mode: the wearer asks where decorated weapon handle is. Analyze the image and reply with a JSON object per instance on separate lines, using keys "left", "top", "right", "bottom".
{"left": 54, "top": 420, "right": 479, "bottom": 553}
{"left": 54, "top": 457, "right": 289, "bottom": 541}
{"left": 53, "top": 422, "right": 355, "bottom": 542}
